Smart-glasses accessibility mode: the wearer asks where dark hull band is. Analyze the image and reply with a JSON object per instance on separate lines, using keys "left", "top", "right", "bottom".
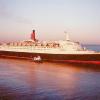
{"left": 0, "top": 51, "right": 100, "bottom": 62}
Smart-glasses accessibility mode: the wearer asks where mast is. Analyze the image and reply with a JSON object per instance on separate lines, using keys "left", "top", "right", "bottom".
{"left": 64, "top": 31, "right": 70, "bottom": 41}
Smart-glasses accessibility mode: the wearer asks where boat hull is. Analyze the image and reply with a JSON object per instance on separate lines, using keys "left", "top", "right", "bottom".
{"left": 0, "top": 50, "right": 100, "bottom": 62}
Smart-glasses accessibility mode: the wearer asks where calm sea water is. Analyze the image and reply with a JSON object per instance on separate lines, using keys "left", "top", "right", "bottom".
{"left": 0, "top": 45, "right": 100, "bottom": 100}
{"left": 83, "top": 44, "right": 100, "bottom": 52}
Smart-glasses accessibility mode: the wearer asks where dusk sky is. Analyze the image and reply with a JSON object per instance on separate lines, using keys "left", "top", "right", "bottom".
{"left": 0, "top": 0, "right": 100, "bottom": 44}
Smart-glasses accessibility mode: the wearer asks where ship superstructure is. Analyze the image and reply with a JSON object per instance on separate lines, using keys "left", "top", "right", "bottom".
{"left": 0, "top": 30, "right": 95, "bottom": 54}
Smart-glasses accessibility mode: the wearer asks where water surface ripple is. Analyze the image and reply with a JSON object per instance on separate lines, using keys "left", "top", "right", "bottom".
{"left": 0, "top": 58, "right": 100, "bottom": 100}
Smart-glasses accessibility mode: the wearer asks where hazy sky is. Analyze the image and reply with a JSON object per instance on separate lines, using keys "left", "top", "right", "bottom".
{"left": 0, "top": 0, "right": 100, "bottom": 44}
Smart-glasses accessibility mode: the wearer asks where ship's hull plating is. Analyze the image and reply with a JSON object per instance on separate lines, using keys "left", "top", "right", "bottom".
{"left": 0, "top": 51, "right": 100, "bottom": 62}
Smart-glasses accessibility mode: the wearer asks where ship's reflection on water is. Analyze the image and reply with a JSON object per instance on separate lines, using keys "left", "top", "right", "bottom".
{"left": 0, "top": 58, "right": 100, "bottom": 100}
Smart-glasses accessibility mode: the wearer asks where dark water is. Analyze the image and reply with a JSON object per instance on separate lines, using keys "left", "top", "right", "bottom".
{"left": 0, "top": 45, "right": 100, "bottom": 100}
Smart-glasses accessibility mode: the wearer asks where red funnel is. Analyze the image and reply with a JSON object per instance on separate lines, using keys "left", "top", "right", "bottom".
{"left": 31, "top": 30, "right": 36, "bottom": 41}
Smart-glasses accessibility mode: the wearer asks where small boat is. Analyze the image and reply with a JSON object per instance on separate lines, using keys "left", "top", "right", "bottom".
{"left": 33, "top": 56, "right": 42, "bottom": 62}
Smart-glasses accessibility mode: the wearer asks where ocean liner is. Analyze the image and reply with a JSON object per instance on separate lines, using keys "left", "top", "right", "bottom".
{"left": 0, "top": 30, "right": 100, "bottom": 62}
